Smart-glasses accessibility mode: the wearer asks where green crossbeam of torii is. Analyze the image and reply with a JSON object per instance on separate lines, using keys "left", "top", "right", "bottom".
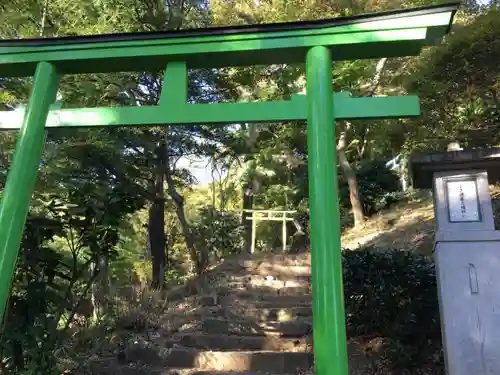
{"left": 0, "top": 91, "right": 420, "bottom": 129}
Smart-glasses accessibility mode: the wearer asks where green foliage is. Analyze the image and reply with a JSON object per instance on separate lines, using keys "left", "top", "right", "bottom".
{"left": 2, "top": 216, "right": 63, "bottom": 375}
{"left": 343, "top": 247, "right": 441, "bottom": 372}
{"left": 405, "top": 7, "right": 500, "bottom": 151}
{"left": 190, "top": 206, "right": 244, "bottom": 273}
{"left": 0, "top": 134, "right": 145, "bottom": 373}
{"left": 339, "top": 160, "right": 401, "bottom": 216}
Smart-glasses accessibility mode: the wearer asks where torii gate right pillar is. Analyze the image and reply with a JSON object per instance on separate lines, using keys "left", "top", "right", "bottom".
{"left": 411, "top": 148, "right": 500, "bottom": 375}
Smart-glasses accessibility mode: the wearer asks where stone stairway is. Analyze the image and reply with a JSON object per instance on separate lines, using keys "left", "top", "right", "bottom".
{"left": 81, "top": 252, "right": 375, "bottom": 375}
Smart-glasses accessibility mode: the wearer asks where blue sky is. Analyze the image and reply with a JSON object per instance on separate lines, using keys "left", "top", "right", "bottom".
{"left": 177, "top": 156, "right": 219, "bottom": 186}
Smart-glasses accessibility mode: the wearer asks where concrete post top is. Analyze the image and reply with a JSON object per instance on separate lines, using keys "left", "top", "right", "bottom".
{"left": 410, "top": 147, "right": 500, "bottom": 189}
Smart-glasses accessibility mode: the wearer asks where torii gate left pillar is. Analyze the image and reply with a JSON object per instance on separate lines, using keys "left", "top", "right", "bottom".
{"left": 0, "top": 4, "right": 458, "bottom": 375}
{"left": 307, "top": 46, "right": 349, "bottom": 374}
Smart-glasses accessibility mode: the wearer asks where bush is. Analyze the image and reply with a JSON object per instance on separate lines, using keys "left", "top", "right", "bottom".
{"left": 190, "top": 207, "right": 244, "bottom": 273}
{"left": 343, "top": 247, "right": 442, "bottom": 373}
{"left": 339, "top": 160, "right": 402, "bottom": 216}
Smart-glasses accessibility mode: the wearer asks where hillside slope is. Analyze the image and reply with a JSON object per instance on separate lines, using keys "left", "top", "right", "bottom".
{"left": 342, "top": 194, "right": 435, "bottom": 254}
{"left": 342, "top": 186, "right": 500, "bottom": 252}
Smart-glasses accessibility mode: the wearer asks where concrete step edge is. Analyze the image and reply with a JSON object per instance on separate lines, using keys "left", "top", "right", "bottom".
{"left": 200, "top": 317, "right": 312, "bottom": 336}
{"left": 166, "top": 333, "right": 312, "bottom": 352}
{"left": 120, "top": 347, "right": 314, "bottom": 372}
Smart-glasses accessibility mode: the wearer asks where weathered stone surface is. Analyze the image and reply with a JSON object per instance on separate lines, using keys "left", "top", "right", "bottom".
{"left": 201, "top": 317, "right": 312, "bottom": 337}
{"left": 239, "top": 253, "right": 311, "bottom": 268}
{"left": 229, "top": 291, "right": 311, "bottom": 303}
{"left": 208, "top": 306, "right": 313, "bottom": 321}
{"left": 222, "top": 284, "right": 311, "bottom": 296}
{"left": 161, "top": 305, "right": 312, "bottom": 325}
{"left": 164, "top": 349, "right": 314, "bottom": 373}
{"left": 212, "top": 295, "right": 310, "bottom": 310}
{"left": 82, "top": 342, "right": 377, "bottom": 374}
{"left": 253, "top": 264, "right": 311, "bottom": 277}
{"left": 101, "top": 369, "right": 295, "bottom": 375}
{"left": 228, "top": 274, "right": 311, "bottom": 283}
{"left": 199, "top": 294, "right": 219, "bottom": 307}
{"left": 167, "top": 332, "right": 312, "bottom": 351}
{"left": 95, "top": 348, "right": 312, "bottom": 373}
{"left": 242, "top": 306, "right": 312, "bottom": 320}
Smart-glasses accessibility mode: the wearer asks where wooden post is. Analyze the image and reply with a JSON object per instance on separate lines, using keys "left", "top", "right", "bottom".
{"left": 282, "top": 211, "right": 287, "bottom": 252}
{"left": 251, "top": 211, "right": 257, "bottom": 254}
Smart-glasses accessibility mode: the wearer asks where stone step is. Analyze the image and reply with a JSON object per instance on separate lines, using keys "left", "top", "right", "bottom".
{"left": 224, "top": 279, "right": 311, "bottom": 294}
{"left": 200, "top": 297, "right": 312, "bottom": 310}
{"left": 239, "top": 254, "right": 311, "bottom": 268}
{"left": 240, "top": 306, "right": 312, "bottom": 321}
{"left": 78, "top": 360, "right": 303, "bottom": 375}
{"left": 161, "top": 306, "right": 312, "bottom": 332}
{"left": 163, "top": 348, "right": 313, "bottom": 373}
{"left": 97, "top": 347, "right": 313, "bottom": 375}
{"left": 199, "top": 292, "right": 311, "bottom": 308}
{"left": 228, "top": 274, "right": 311, "bottom": 284}
{"left": 201, "top": 317, "right": 312, "bottom": 336}
{"left": 226, "top": 284, "right": 312, "bottom": 296}
{"left": 241, "top": 262, "right": 311, "bottom": 277}
{"left": 111, "top": 346, "right": 313, "bottom": 373}
{"left": 188, "top": 372, "right": 295, "bottom": 375}
{"left": 168, "top": 332, "right": 312, "bottom": 351}
{"left": 81, "top": 341, "right": 375, "bottom": 374}
{"left": 204, "top": 305, "right": 313, "bottom": 321}
{"left": 231, "top": 291, "right": 311, "bottom": 303}
{"left": 182, "top": 372, "right": 296, "bottom": 375}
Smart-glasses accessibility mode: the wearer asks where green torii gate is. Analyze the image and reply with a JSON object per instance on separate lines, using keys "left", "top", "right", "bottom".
{"left": 0, "top": 3, "right": 457, "bottom": 375}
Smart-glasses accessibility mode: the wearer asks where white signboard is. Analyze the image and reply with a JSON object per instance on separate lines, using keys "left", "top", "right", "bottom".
{"left": 446, "top": 179, "right": 480, "bottom": 222}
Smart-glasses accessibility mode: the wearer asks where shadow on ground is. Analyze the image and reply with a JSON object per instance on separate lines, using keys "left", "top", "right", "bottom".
{"left": 342, "top": 197, "right": 436, "bottom": 255}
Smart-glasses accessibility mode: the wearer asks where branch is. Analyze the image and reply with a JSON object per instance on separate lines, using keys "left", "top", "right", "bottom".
{"left": 358, "top": 127, "right": 370, "bottom": 159}
{"left": 62, "top": 266, "right": 100, "bottom": 331}
{"left": 39, "top": 0, "right": 49, "bottom": 37}
{"left": 347, "top": 58, "right": 389, "bottom": 158}
{"left": 363, "top": 58, "right": 388, "bottom": 97}
{"left": 337, "top": 130, "right": 348, "bottom": 152}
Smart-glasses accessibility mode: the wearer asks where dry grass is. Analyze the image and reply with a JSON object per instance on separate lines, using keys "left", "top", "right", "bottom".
{"left": 342, "top": 185, "right": 500, "bottom": 255}
{"left": 342, "top": 192, "right": 435, "bottom": 254}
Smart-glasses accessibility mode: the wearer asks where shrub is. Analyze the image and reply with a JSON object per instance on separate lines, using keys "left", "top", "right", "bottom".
{"left": 190, "top": 206, "right": 244, "bottom": 273}
{"left": 343, "top": 247, "right": 442, "bottom": 373}
{"left": 339, "top": 160, "right": 402, "bottom": 216}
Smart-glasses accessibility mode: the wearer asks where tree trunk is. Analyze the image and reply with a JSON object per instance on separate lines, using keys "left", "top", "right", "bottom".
{"left": 399, "top": 154, "right": 409, "bottom": 192}
{"left": 11, "top": 340, "right": 24, "bottom": 372}
{"left": 219, "top": 164, "right": 232, "bottom": 212}
{"left": 149, "top": 142, "right": 166, "bottom": 290}
{"left": 242, "top": 123, "right": 259, "bottom": 253}
{"left": 333, "top": 58, "right": 388, "bottom": 227}
{"left": 337, "top": 130, "right": 365, "bottom": 227}
{"left": 91, "top": 254, "right": 108, "bottom": 320}
{"left": 163, "top": 128, "right": 204, "bottom": 275}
